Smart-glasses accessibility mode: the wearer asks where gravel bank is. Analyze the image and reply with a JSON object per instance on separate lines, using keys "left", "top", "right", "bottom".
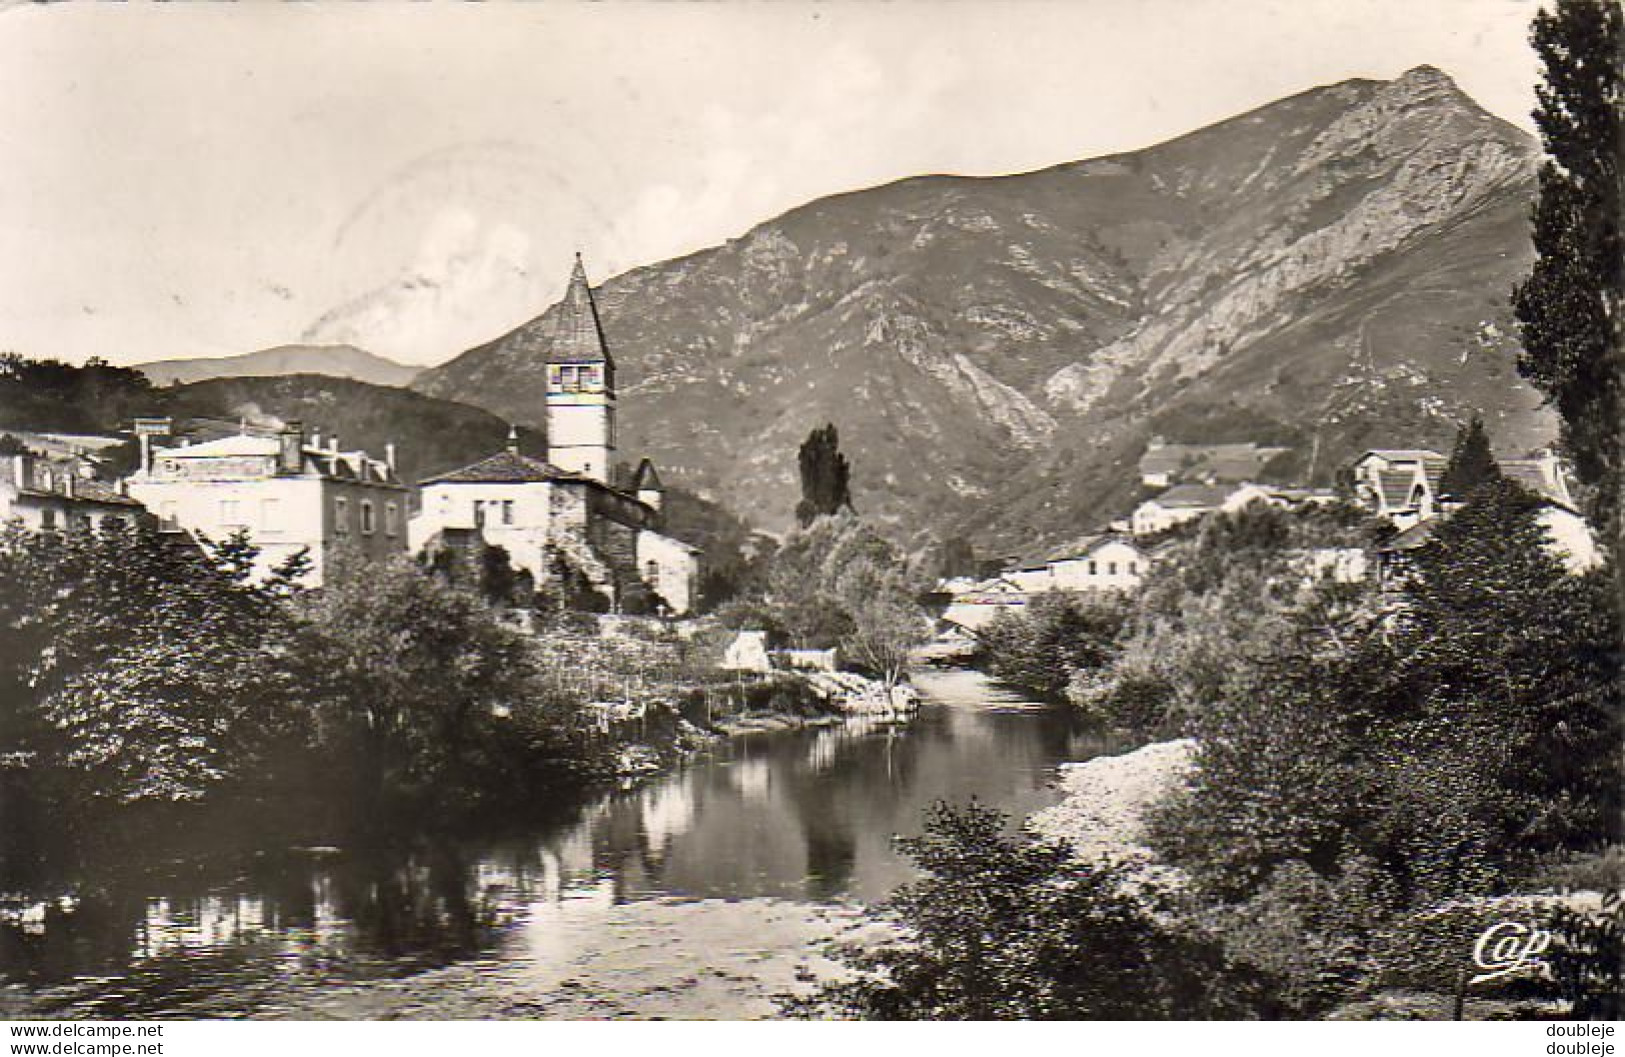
{"left": 1028, "top": 738, "right": 1196, "bottom": 870}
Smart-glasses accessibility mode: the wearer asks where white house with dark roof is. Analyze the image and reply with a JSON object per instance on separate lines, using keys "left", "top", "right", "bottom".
{"left": 407, "top": 257, "right": 699, "bottom": 615}
{"left": 1131, "top": 482, "right": 1276, "bottom": 536}
{"left": 125, "top": 420, "right": 407, "bottom": 585}
{"left": 1349, "top": 449, "right": 1448, "bottom": 529}
{"left": 1367, "top": 448, "right": 1599, "bottom": 576}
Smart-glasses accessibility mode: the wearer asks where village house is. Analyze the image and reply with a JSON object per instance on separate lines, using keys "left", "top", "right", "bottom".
{"left": 0, "top": 451, "right": 148, "bottom": 534}
{"left": 1358, "top": 447, "right": 1599, "bottom": 580}
{"left": 1138, "top": 438, "right": 1291, "bottom": 488}
{"left": 939, "top": 576, "right": 1029, "bottom": 633}
{"left": 1023, "top": 533, "right": 1152, "bottom": 593}
{"left": 1130, "top": 481, "right": 1277, "bottom": 536}
{"left": 407, "top": 257, "right": 700, "bottom": 615}
{"left": 1349, "top": 449, "right": 1448, "bottom": 529}
{"left": 125, "top": 419, "right": 408, "bottom": 585}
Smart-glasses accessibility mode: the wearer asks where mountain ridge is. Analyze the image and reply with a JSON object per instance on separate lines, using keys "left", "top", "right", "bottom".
{"left": 136, "top": 344, "right": 418, "bottom": 388}
{"left": 415, "top": 66, "right": 1553, "bottom": 551}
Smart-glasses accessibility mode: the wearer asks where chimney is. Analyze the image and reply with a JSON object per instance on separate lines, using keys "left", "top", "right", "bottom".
{"left": 63, "top": 473, "right": 75, "bottom": 499}
{"left": 384, "top": 442, "right": 397, "bottom": 472}
{"left": 278, "top": 420, "right": 304, "bottom": 474}
{"left": 310, "top": 429, "right": 323, "bottom": 449}
{"left": 11, "top": 453, "right": 31, "bottom": 490}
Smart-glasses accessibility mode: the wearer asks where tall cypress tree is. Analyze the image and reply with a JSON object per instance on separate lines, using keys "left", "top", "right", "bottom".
{"left": 1512, "top": 0, "right": 1623, "bottom": 542}
{"left": 795, "top": 423, "right": 854, "bottom": 526}
{"left": 1440, "top": 413, "right": 1503, "bottom": 499}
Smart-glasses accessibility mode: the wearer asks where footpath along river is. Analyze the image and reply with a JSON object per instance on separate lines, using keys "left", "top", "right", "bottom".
{"left": 0, "top": 670, "right": 1120, "bottom": 1020}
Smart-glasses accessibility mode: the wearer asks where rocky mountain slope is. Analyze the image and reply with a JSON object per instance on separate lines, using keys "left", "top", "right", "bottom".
{"left": 415, "top": 66, "right": 1553, "bottom": 551}
{"left": 137, "top": 344, "right": 418, "bottom": 388}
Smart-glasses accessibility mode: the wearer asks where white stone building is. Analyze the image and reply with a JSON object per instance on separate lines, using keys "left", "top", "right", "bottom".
{"left": 125, "top": 422, "right": 408, "bottom": 585}
{"left": 408, "top": 257, "right": 700, "bottom": 615}
{"left": 1130, "top": 482, "right": 1276, "bottom": 536}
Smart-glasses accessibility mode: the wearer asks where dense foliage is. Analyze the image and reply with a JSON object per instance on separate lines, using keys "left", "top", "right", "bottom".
{"left": 1513, "top": 0, "right": 1623, "bottom": 545}
{"left": 0, "top": 525, "right": 611, "bottom": 874}
{"left": 787, "top": 802, "right": 1278, "bottom": 1020}
{"left": 1143, "top": 475, "right": 1620, "bottom": 1014}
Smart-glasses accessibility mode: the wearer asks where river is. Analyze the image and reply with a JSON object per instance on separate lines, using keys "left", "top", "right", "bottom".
{"left": 0, "top": 669, "right": 1117, "bottom": 1020}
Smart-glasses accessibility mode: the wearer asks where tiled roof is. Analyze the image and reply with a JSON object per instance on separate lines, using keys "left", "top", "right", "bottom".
{"left": 631, "top": 457, "right": 664, "bottom": 492}
{"left": 549, "top": 256, "right": 614, "bottom": 367}
{"left": 419, "top": 449, "right": 584, "bottom": 486}
{"left": 159, "top": 434, "right": 280, "bottom": 458}
{"left": 1379, "top": 518, "right": 1440, "bottom": 553}
{"left": 1359, "top": 449, "right": 1447, "bottom": 464}
{"left": 1500, "top": 457, "right": 1573, "bottom": 508}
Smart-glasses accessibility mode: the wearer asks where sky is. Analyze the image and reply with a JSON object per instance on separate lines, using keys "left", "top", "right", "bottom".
{"left": 0, "top": 0, "right": 1544, "bottom": 369}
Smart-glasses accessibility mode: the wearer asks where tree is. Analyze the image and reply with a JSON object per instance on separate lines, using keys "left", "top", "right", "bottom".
{"left": 795, "top": 423, "right": 854, "bottom": 526}
{"left": 1439, "top": 413, "right": 1502, "bottom": 499}
{"left": 836, "top": 555, "right": 930, "bottom": 689}
{"left": 1512, "top": 0, "right": 1623, "bottom": 547}
{"left": 935, "top": 535, "right": 979, "bottom": 580}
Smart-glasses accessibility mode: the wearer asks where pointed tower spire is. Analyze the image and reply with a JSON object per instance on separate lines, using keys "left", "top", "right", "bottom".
{"left": 550, "top": 252, "right": 614, "bottom": 369}
{"left": 506, "top": 424, "right": 520, "bottom": 453}
{"left": 545, "top": 255, "right": 617, "bottom": 483}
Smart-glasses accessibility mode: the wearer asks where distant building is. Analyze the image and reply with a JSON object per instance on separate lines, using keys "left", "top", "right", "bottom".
{"left": 408, "top": 257, "right": 700, "bottom": 615}
{"left": 125, "top": 420, "right": 408, "bottom": 584}
{"left": 1349, "top": 449, "right": 1448, "bottom": 530}
{"left": 1138, "top": 439, "right": 1290, "bottom": 488}
{"left": 0, "top": 452, "right": 147, "bottom": 534}
{"left": 1363, "top": 448, "right": 1599, "bottom": 578}
{"left": 940, "top": 576, "right": 1029, "bottom": 632}
{"left": 1130, "top": 482, "right": 1276, "bottom": 536}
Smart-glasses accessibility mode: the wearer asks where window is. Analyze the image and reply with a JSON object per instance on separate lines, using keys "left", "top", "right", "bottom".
{"left": 360, "top": 500, "right": 376, "bottom": 535}
{"left": 559, "top": 366, "right": 580, "bottom": 392}
{"left": 220, "top": 499, "right": 242, "bottom": 526}
{"left": 40, "top": 508, "right": 56, "bottom": 530}
{"left": 76, "top": 514, "right": 92, "bottom": 533}
{"left": 1108, "top": 561, "right": 1118, "bottom": 576}
{"left": 473, "top": 499, "right": 486, "bottom": 528}
{"left": 582, "top": 365, "right": 602, "bottom": 389}
{"left": 334, "top": 497, "right": 350, "bottom": 533}
{"left": 501, "top": 500, "right": 514, "bottom": 525}
{"left": 1128, "top": 562, "right": 1138, "bottom": 575}
{"left": 385, "top": 502, "right": 399, "bottom": 537}
{"left": 645, "top": 559, "right": 661, "bottom": 588}
{"left": 1088, "top": 560, "right": 1098, "bottom": 575}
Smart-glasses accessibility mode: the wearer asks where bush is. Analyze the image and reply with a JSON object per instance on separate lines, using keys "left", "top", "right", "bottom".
{"left": 786, "top": 801, "right": 1281, "bottom": 1019}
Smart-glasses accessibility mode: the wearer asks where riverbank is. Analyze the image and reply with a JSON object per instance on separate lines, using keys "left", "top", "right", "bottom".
{"left": 1028, "top": 738, "right": 1195, "bottom": 872}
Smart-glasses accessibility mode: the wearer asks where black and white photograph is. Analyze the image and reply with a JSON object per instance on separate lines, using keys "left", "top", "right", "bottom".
{"left": 0, "top": 0, "right": 1619, "bottom": 1032}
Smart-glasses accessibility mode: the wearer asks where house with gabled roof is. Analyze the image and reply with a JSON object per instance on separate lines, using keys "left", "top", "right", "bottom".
{"left": 407, "top": 257, "right": 699, "bottom": 615}
{"left": 1130, "top": 481, "right": 1277, "bottom": 536}
{"left": 2, "top": 451, "right": 149, "bottom": 536}
{"left": 1349, "top": 449, "right": 1447, "bottom": 529}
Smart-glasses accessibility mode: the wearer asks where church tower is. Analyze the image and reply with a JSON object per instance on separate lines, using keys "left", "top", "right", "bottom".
{"left": 545, "top": 254, "right": 616, "bottom": 483}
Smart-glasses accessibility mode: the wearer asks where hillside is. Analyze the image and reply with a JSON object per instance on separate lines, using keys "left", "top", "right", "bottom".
{"left": 136, "top": 344, "right": 418, "bottom": 388}
{"left": 415, "top": 66, "right": 1554, "bottom": 552}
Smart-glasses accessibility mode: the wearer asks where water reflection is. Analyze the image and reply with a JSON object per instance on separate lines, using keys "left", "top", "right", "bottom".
{"left": 1, "top": 670, "right": 1115, "bottom": 1018}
